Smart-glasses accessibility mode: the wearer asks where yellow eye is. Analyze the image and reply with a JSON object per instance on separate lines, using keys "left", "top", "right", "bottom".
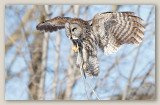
{"left": 72, "top": 28, "right": 77, "bottom": 32}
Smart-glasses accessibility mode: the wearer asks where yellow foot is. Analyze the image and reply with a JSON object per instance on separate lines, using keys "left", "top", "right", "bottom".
{"left": 72, "top": 45, "right": 79, "bottom": 52}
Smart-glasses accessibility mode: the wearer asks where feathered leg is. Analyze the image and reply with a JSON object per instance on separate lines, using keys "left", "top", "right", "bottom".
{"left": 82, "top": 48, "right": 99, "bottom": 77}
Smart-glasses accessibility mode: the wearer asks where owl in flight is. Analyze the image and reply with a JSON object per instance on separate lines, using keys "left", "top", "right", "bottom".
{"left": 36, "top": 12, "right": 145, "bottom": 77}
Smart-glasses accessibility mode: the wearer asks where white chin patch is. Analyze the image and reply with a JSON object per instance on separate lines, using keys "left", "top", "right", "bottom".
{"left": 72, "top": 36, "right": 78, "bottom": 39}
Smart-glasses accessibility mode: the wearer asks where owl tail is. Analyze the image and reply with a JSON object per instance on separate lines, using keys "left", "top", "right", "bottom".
{"left": 84, "top": 55, "right": 99, "bottom": 77}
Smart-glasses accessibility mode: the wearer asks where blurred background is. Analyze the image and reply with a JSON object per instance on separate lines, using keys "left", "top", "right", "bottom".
{"left": 5, "top": 5, "right": 155, "bottom": 100}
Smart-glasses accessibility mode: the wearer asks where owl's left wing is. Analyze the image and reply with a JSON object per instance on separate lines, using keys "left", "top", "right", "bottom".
{"left": 91, "top": 12, "right": 145, "bottom": 55}
{"left": 36, "top": 16, "right": 71, "bottom": 32}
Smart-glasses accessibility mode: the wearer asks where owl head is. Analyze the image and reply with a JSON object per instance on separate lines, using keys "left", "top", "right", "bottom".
{"left": 64, "top": 18, "right": 90, "bottom": 40}
{"left": 65, "top": 22, "right": 83, "bottom": 40}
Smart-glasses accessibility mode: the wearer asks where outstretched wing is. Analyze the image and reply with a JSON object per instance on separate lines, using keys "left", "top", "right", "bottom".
{"left": 91, "top": 12, "right": 145, "bottom": 55}
{"left": 36, "top": 16, "right": 71, "bottom": 32}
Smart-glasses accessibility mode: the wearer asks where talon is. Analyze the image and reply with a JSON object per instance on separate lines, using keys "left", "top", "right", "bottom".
{"left": 72, "top": 45, "right": 79, "bottom": 52}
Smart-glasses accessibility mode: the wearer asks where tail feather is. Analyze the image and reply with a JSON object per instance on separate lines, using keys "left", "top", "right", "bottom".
{"left": 84, "top": 55, "right": 99, "bottom": 77}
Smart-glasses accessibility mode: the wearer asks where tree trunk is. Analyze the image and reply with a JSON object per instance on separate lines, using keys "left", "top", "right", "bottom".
{"left": 52, "top": 5, "right": 63, "bottom": 100}
{"left": 28, "top": 6, "right": 49, "bottom": 100}
{"left": 64, "top": 5, "right": 80, "bottom": 100}
{"left": 37, "top": 5, "right": 50, "bottom": 100}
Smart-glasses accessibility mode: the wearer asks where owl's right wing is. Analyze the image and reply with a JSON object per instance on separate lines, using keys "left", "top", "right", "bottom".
{"left": 36, "top": 16, "right": 71, "bottom": 32}
{"left": 91, "top": 12, "right": 145, "bottom": 55}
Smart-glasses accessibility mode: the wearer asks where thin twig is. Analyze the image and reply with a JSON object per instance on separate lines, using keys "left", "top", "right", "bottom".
{"left": 78, "top": 43, "right": 100, "bottom": 100}
{"left": 85, "top": 78, "right": 100, "bottom": 100}
{"left": 122, "top": 45, "right": 141, "bottom": 100}
{"left": 130, "top": 63, "right": 155, "bottom": 99}
{"left": 80, "top": 65, "right": 89, "bottom": 100}
{"left": 6, "top": 33, "right": 33, "bottom": 73}
{"left": 78, "top": 44, "right": 89, "bottom": 100}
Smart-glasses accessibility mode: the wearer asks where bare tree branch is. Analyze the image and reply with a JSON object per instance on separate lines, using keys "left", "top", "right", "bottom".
{"left": 5, "top": 6, "right": 37, "bottom": 52}
{"left": 52, "top": 5, "right": 63, "bottom": 100}
{"left": 38, "top": 5, "right": 50, "bottom": 100}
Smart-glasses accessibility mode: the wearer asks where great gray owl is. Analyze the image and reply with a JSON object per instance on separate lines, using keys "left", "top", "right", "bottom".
{"left": 36, "top": 12, "right": 145, "bottom": 77}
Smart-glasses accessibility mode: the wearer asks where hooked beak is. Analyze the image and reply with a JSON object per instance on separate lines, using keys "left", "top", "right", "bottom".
{"left": 69, "top": 34, "right": 72, "bottom": 39}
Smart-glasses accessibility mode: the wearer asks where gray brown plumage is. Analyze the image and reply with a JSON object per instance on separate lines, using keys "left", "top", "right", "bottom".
{"left": 36, "top": 12, "right": 145, "bottom": 77}
{"left": 91, "top": 12, "right": 145, "bottom": 55}
{"left": 36, "top": 16, "right": 71, "bottom": 32}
